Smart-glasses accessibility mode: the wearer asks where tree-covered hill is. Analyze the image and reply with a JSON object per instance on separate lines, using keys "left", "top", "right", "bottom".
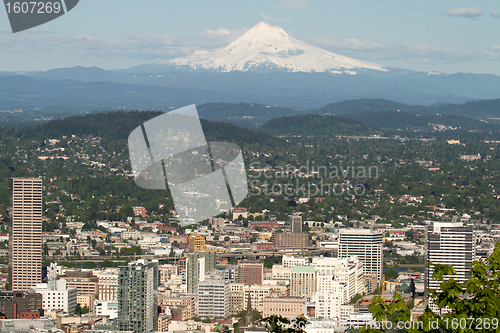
{"left": 198, "top": 102, "right": 300, "bottom": 127}
{"left": 309, "top": 98, "right": 500, "bottom": 119}
{"left": 14, "top": 110, "right": 282, "bottom": 148}
{"left": 343, "top": 110, "right": 500, "bottom": 133}
{"left": 308, "top": 98, "right": 430, "bottom": 116}
{"left": 259, "top": 114, "right": 380, "bottom": 137}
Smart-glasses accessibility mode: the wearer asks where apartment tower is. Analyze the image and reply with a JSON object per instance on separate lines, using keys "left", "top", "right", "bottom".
{"left": 117, "top": 260, "right": 158, "bottom": 333}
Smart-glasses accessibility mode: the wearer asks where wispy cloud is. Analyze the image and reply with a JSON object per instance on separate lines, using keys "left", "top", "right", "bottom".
{"left": 305, "top": 36, "right": 386, "bottom": 52}
{"left": 304, "top": 35, "right": 498, "bottom": 64}
{"left": 444, "top": 6, "right": 483, "bottom": 19}
{"left": 0, "top": 29, "right": 247, "bottom": 61}
{"left": 279, "top": 0, "right": 309, "bottom": 10}
{"left": 486, "top": 45, "right": 500, "bottom": 60}
{"left": 490, "top": 10, "right": 500, "bottom": 18}
{"left": 206, "top": 28, "right": 231, "bottom": 35}
{"left": 261, "top": 11, "right": 276, "bottom": 21}
{"left": 261, "top": 11, "right": 291, "bottom": 22}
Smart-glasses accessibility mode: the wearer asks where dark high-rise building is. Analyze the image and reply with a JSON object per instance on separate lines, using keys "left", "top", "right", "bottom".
{"left": 9, "top": 178, "right": 42, "bottom": 291}
{"left": 118, "top": 260, "right": 158, "bottom": 333}
{"left": 290, "top": 213, "right": 302, "bottom": 233}
{"left": 0, "top": 291, "right": 43, "bottom": 319}
{"left": 186, "top": 251, "right": 216, "bottom": 294}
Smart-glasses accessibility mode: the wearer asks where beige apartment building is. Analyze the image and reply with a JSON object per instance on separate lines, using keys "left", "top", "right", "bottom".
{"left": 228, "top": 283, "right": 275, "bottom": 314}
{"left": 290, "top": 266, "right": 317, "bottom": 300}
{"left": 263, "top": 296, "right": 306, "bottom": 320}
{"left": 97, "top": 272, "right": 118, "bottom": 301}
{"left": 158, "top": 264, "right": 177, "bottom": 284}
{"left": 157, "top": 294, "right": 198, "bottom": 319}
{"left": 59, "top": 270, "right": 98, "bottom": 296}
{"left": 9, "top": 178, "right": 43, "bottom": 291}
{"left": 188, "top": 234, "right": 205, "bottom": 252}
{"left": 77, "top": 294, "right": 95, "bottom": 311}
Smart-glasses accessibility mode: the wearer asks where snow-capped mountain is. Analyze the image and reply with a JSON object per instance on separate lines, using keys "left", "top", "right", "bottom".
{"left": 158, "top": 22, "right": 386, "bottom": 73}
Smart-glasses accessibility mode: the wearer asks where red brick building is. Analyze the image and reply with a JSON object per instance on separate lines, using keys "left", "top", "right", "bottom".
{"left": 237, "top": 262, "right": 263, "bottom": 286}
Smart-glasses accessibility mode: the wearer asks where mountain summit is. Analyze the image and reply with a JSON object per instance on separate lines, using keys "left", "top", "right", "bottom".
{"left": 159, "top": 22, "right": 386, "bottom": 73}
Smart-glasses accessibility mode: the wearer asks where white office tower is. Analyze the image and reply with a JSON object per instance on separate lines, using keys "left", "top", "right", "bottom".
{"left": 312, "top": 256, "right": 365, "bottom": 301}
{"left": 29, "top": 263, "right": 77, "bottom": 313}
{"left": 198, "top": 272, "right": 229, "bottom": 318}
{"left": 339, "top": 229, "right": 383, "bottom": 289}
{"left": 314, "top": 275, "right": 347, "bottom": 319}
{"left": 426, "top": 222, "right": 475, "bottom": 291}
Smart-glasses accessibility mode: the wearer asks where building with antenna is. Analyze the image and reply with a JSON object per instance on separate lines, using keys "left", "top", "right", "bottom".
{"left": 29, "top": 263, "right": 77, "bottom": 314}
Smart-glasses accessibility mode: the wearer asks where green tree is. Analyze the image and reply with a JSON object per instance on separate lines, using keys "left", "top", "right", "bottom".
{"left": 261, "top": 315, "right": 307, "bottom": 333}
{"left": 120, "top": 205, "right": 134, "bottom": 218}
{"left": 349, "top": 293, "right": 363, "bottom": 304}
{"left": 384, "top": 268, "right": 399, "bottom": 280}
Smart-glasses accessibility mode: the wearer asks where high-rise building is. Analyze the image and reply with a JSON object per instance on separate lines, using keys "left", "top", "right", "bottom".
{"left": 312, "top": 256, "right": 365, "bottom": 302}
{"left": 185, "top": 251, "right": 216, "bottom": 294}
{"left": 237, "top": 262, "right": 263, "bottom": 286}
{"left": 9, "top": 178, "right": 42, "bottom": 291}
{"left": 339, "top": 229, "right": 383, "bottom": 288}
{"left": 158, "top": 264, "right": 177, "bottom": 284}
{"left": 198, "top": 273, "right": 229, "bottom": 319}
{"left": 117, "top": 260, "right": 158, "bottom": 333}
{"left": 425, "top": 222, "right": 475, "bottom": 291}
{"left": 290, "top": 213, "right": 302, "bottom": 233}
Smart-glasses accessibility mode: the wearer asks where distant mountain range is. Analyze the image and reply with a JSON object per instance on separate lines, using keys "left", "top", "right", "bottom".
{"left": 0, "top": 22, "right": 499, "bottom": 112}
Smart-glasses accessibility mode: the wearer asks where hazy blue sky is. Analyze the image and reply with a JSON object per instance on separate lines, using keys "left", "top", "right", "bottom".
{"left": 1, "top": 0, "right": 499, "bottom": 75}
